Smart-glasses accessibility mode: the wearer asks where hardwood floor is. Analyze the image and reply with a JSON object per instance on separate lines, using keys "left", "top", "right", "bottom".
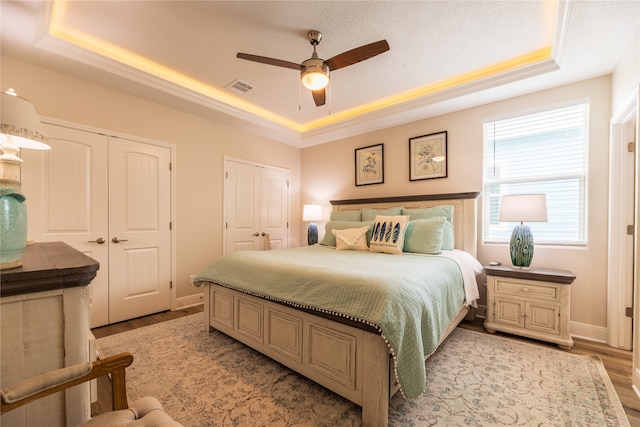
{"left": 91, "top": 306, "right": 640, "bottom": 426}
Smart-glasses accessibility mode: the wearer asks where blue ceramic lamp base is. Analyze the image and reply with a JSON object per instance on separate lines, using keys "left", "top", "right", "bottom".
{"left": 510, "top": 222, "right": 534, "bottom": 269}
{"left": 307, "top": 223, "right": 318, "bottom": 245}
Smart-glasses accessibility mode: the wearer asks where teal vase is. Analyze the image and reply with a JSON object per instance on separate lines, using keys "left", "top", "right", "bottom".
{"left": 510, "top": 223, "right": 534, "bottom": 268}
{"left": 0, "top": 188, "right": 27, "bottom": 269}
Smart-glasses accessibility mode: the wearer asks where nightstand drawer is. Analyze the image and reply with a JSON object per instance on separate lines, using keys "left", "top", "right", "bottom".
{"left": 495, "top": 279, "right": 559, "bottom": 301}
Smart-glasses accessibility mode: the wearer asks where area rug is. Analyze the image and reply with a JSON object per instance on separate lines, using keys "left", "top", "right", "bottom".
{"left": 96, "top": 314, "right": 630, "bottom": 426}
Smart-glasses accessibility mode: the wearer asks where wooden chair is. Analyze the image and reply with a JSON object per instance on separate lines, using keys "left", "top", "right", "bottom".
{"left": 1, "top": 352, "right": 182, "bottom": 426}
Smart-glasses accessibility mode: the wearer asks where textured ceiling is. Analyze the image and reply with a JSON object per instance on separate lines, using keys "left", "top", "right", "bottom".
{"left": 1, "top": 1, "right": 639, "bottom": 147}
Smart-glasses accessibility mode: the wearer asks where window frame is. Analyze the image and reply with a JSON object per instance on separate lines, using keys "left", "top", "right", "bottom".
{"left": 482, "top": 100, "right": 589, "bottom": 246}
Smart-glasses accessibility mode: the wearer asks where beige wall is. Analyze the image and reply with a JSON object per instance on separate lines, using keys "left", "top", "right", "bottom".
{"left": 1, "top": 56, "right": 302, "bottom": 301}
{"left": 301, "top": 76, "right": 612, "bottom": 335}
{"left": 2, "top": 55, "right": 618, "bottom": 336}
{"left": 611, "top": 25, "right": 639, "bottom": 117}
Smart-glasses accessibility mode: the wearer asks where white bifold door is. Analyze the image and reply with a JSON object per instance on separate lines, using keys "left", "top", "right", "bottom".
{"left": 225, "top": 159, "right": 289, "bottom": 255}
{"left": 21, "top": 123, "right": 173, "bottom": 328}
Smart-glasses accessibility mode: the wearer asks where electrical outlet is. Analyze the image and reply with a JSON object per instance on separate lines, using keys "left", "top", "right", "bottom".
{"left": 189, "top": 274, "right": 196, "bottom": 285}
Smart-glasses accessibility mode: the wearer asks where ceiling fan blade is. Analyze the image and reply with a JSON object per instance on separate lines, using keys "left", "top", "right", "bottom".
{"left": 324, "top": 40, "right": 390, "bottom": 71}
{"left": 311, "top": 89, "right": 326, "bottom": 106}
{"left": 236, "top": 53, "right": 301, "bottom": 70}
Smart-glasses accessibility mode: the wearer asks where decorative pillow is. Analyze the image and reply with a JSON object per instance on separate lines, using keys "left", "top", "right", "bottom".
{"left": 332, "top": 226, "right": 371, "bottom": 251}
{"left": 369, "top": 215, "right": 410, "bottom": 255}
{"left": 330, "top": 210, "right": 362, "bottom": 221}
{"left": 362, "top": 207, "right": 404, "bottom": 222}
{"left": 403, "top": 218, "right": 447, "bottom": 254}
{"left": 402, "top": 205, "right": 454, "bottom": 222}
{"left": 402, "top": 206, "right": 455, "bottom": 250}
{"left": 319, "top": 221, "right": 374, "bottom": 246}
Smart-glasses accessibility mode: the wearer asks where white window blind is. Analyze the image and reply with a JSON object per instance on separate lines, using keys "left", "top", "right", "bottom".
{"left": 483, "top": 102, "right": 588, "bottom": 245}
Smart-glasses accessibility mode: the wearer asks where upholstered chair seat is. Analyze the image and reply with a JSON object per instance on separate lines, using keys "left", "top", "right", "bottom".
{"left": 81, "top": 396, "right": 182, "bottom": 426}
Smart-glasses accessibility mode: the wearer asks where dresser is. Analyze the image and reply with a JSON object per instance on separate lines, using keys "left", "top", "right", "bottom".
{"left": 0, "top": 242, "right": 99, "bottom": 427}
{"left": 484, "top": 265, "right": 575, "bottom": 349}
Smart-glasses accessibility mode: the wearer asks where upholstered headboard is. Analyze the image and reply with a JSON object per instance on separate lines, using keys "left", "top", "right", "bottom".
{"left": 330, "top": 192, "right": 480, "bottom": 257}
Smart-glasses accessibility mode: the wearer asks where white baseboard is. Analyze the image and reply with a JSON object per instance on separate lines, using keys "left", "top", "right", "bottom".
{"left": 632, "top": 384, "right": 640, "bottom": 400}
{"left": 176, "top": 292, "right": 204, "bottom": 309}
{"left": 570, "top": 321, "right": 608, "bottom": 344}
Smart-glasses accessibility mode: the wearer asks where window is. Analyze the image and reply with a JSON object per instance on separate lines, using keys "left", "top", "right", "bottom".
{"left": 483, "top": 102, "right": 588, "bottom": 245}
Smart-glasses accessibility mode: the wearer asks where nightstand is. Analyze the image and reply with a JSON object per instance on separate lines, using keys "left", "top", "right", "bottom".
{"left": 484, "top": 265, "right": 576, "bottom": 349}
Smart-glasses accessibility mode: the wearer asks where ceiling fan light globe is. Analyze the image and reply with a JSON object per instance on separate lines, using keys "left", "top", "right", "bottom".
{"left": 301, "top": 62, "right": 330, "bottom": 90}
{"left": 302, "top": 72, "right": 329, "bottom": 90}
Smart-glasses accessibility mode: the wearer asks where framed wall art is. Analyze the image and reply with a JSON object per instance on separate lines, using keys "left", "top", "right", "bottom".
{"left": 409, "top": 131, "right": 447, "bottom": 181}
{"left": 355, "top": 143, "right": 384, "bottom": 186}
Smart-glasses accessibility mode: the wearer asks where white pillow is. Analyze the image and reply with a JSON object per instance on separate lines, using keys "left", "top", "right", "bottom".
{"left": 369, "top": 215, "right": 409, "bottom": 255}
{"left": 332, "top": 226, "right": 371, "bottom": 251}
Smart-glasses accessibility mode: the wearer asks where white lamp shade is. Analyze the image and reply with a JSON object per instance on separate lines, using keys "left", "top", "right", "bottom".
{"left": 1, "top": 90, "right": 50, "bottom": 150}
{"left": 303, "top": 204, "right": 322, "bottom": 222}
{"left": 499, "top": 194, "right": 548, "bottom": 223}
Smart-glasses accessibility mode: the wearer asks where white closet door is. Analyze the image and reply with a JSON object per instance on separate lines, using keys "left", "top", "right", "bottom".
{"left": 21, "top": 124, "right": 173, "bottom": 327}
{"left": 260, "top": 167, "right": 289, "bottom": 250}
{"left": 225, "top": 159, "right": 289, "bottom": 255}
{"left": 108, "top": 137, "right": 172, "bottom": 324}
{"left": 225, "top": 160, "right": 262, "bottom": 254}
{"left": 21, "top": 124, "right": 110, "bottom": 327}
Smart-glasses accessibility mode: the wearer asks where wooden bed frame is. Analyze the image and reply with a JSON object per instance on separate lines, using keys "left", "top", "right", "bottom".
{"left": 202, "top": 192, "right": 480, "bottom": 426}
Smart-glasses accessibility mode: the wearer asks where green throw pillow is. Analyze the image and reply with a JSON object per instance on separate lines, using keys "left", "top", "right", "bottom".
{"left": 402, "top": 206, "right": 455, "bottom": 250}
{"left": 403, "top": 218, "right": 447, "bottom": 254}
{"left": 329, "top": 211, "right": 363, "bottom": 221}
{"left": 362, "top": 207, "right": 404, "bottom": 221}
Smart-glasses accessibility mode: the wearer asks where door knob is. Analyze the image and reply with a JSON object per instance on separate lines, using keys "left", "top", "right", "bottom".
{"left": 112, "top": 237, "right": 129, "bottom": 243}
{"left": 89, "top": 237, "right": 106, "bottom": 244}
{"left": 253, "top": 232, "right": 260, "bottom": 236}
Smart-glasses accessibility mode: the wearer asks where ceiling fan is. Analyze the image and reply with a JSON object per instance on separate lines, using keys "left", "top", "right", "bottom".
{"left": 236, "top": 30, "right": 390, "bottom": 107}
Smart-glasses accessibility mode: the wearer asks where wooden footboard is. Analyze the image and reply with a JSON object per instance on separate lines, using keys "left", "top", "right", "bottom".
{"left": 203, "top": 282, "right": 468, "bottom": 426}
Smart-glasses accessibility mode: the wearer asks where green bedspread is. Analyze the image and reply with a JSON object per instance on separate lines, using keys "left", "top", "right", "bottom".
{"left": 195, "top": 245, "right": 466, "bottom": 398}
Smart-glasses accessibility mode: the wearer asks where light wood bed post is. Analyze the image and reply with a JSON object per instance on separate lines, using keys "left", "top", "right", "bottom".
{"left": 362, "top": 333, "right": 390, "bottom": 426}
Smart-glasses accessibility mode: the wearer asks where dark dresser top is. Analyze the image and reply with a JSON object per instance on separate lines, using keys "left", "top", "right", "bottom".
{"left": 1, "top": 242, "right": 99, "bottom": 297}
{"left": 484, "top": 264, "right": 576, "bottom": 285}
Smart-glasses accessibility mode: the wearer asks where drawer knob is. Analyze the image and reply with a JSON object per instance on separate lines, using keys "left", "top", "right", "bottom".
{"left": 522, "top": 287, "right": 529, "bottom": 292}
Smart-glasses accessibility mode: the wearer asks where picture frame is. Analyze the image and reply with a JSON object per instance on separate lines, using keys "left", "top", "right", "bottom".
{"left": 355, "top": 143, "right": 384, "bottom": 186}
{"left": 409, "top": 131, "right": 448, "bottom": 181}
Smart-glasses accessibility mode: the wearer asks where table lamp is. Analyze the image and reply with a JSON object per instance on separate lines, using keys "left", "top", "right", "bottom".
{"left": 499, "top": 194, "right": 547, "bottom": 269}
{"left": 303, "top": 204, "right": 322, "bottom": 245}
{"left": 0, "top": 88, "right": 51, "bottom": 269}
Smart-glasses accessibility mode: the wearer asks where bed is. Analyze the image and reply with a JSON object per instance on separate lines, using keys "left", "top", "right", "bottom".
{"left": 194, "top": 192, "right": 481, "bottom": 426}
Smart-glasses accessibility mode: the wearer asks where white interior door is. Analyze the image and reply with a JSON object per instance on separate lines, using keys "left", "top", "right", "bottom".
{"left": 225, "top": 160, "right": 262, "bottom": 254}
{"left": 225, "top": 159, "right": 289, "bottom": 254}
{"left": 21, "top": 123, "right": 173, "bottom": 327}
{"left": 108, "top": 137, "right": 172, "bottom": 323}
{"left": 260, "top": 167, "right": 289, "bottom": 250}
{"left": 21, "top": 124, "right": 110, "bottom": 327}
